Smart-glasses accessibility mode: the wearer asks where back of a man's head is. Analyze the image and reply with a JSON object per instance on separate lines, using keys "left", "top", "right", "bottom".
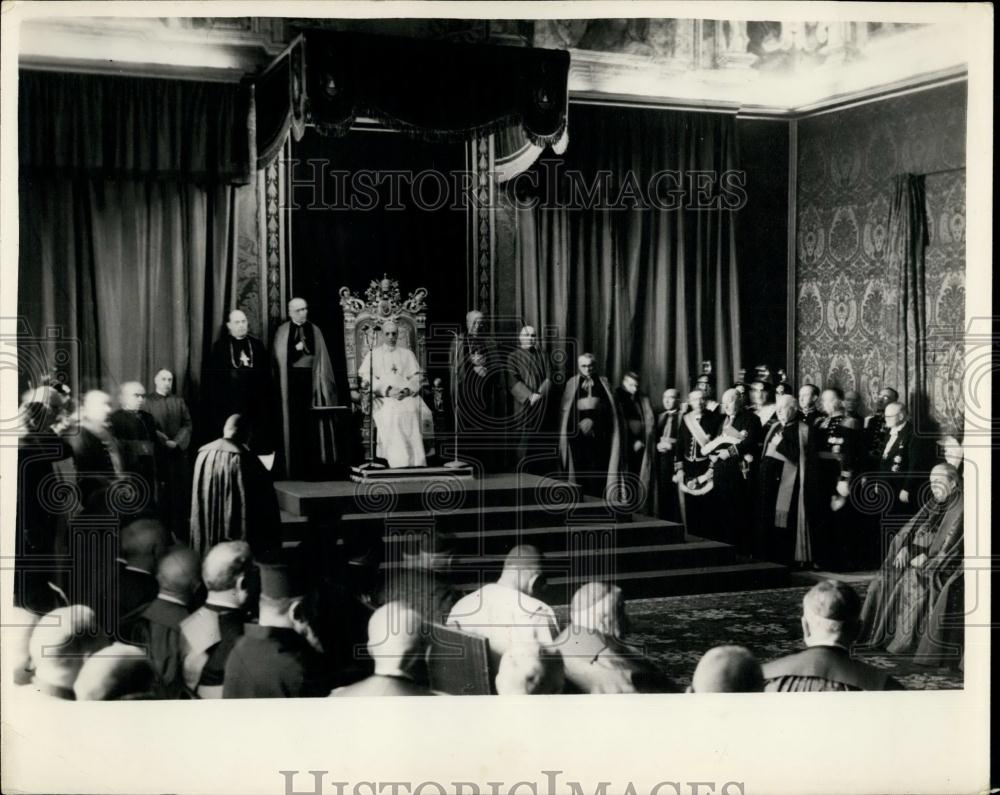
{"left": 222, "top": 413, "right": 249, "bottom": 445}
{"left": 367, "top": 602, "right": 426, "bottom": 678}
{"left": 156, "top": 547, "right": 203, "bottom": 604}
{"left": 202, "top": 541, "right": 254, "bottom": 593}
{"left": 691, "top": 645, "right": 764, "bottom": 693}
{"left": 29, "top": 606, "right": 109, "bottom": 690}
{"left": 499, "top": 544, "right": 545, "bottom": 595}
{"left": 495, "top": 642, "right": 564, "bottom": 695}
{"left": 802, "top": 580, "right": 862, "bottom": 647}
{"left": 570, "top": 581, "right": 626, "bottom": 638}
{"left": 73, "top": 643, "right": 156, "bottom": 700}
{"left": 120, "top": 518, "right": 167, "bottom": 567}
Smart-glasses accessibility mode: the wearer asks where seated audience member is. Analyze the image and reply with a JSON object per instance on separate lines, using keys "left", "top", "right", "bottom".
{"left": 223, "top": 553, "right": 331, "bottom": 698}
{"left": 330, "top": 602, "right": 433, "bottom": 697}
{"left": 495, "top": 642, "right": 565, "bottom": 695}
{"left": 4, "top": 607, "right": 41, "bottom": 687}
{"left": 379, "top": 530, "right": 458, "bottom": 624}
{"left": 689, "top": 645, "right": 764, "bottom": 693}
{"left": 130, "top": 547, "right": 202, "bottom": 696}
{"left": 555, "top": 582, "right": 676, "bottom": 694}
{"left": 179, "top": 541, "right": 257, "bottom": 699}
{"left": 28, "top": 605, "right": 109, "bottom": 700}
{"left": 74, "top": 643, "right": 157, "bottom": 700}
{"left": 114, "top": 518, "right": 167, "bottom": 632}
{"left": 764, "top": 580, "right": 903, "bottom": 692}
{"left": 446, "top": 545, "right": 559, "bottom": 674}
{"left": 859, "top": 463, "right": 964, "bottom": 666}
{"left": 190, "top": 413, "right": 282, "bottom": 557}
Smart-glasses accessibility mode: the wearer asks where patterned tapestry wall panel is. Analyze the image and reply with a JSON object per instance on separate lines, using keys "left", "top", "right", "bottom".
{"left": 795, "top": 82, "right": 966, "bottom": 429}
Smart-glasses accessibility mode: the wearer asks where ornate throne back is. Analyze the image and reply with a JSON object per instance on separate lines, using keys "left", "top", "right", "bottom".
{"left": 339, "top": 276, "right": 434, "bottom": 457}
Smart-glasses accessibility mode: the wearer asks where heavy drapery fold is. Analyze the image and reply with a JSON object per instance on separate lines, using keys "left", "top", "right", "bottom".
{"left": 514, "top": 105, "right": 743, "bottom": 396}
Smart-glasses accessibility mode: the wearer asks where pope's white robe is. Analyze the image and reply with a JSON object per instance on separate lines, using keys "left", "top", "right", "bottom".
{"left": 358, "top": 344, "right": 426, "bottom": 468}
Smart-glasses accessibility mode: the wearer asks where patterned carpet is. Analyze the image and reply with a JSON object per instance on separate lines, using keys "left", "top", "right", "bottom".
{"left": 555, "top": 584, "right": 964, "bottom": 691}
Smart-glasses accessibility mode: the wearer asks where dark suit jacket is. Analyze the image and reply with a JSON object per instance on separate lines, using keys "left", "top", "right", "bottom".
{"left": 131, "top": 597, "right": 191, "bottom": 696}
{"left": 330, "top": 673, "right": 432, "bottom": 697}
{"left": 506, "top": 347, "right": 552, "bottom": 411}
{"left": 117, "top": 565, "right": 159, "bottom": 626}
{"left": 69, "top": 426, "right": 118, "bottom": 511}
{"left": 763, "top": 645, "right": 903, "bottom": 692}
{"left": 223, "top": 625, "right": 332, "bottom": 698}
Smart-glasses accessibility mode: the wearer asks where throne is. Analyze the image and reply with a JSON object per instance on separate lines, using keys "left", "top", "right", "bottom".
{"left": 339, "top": 275, "right": 437, "bottom": 461}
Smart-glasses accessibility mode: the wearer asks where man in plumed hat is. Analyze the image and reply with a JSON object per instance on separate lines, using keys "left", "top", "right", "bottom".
{"left": 223, "top": 551, "right": 331, "bottom": 698}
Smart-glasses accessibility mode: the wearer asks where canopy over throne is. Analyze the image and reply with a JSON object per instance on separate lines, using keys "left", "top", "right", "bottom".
{"left": 340, "top": 275, "right": 434, "bottom": 458}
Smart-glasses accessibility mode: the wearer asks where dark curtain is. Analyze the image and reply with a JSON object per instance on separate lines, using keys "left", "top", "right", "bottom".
{"left": 889, "top": 174, "right": 930, "bottom": 420}
{"left": 18, "top": 70, "right": 248, "bottom": 411}
{"left": 514, "top": 104, "right": 743, "bottom": 397}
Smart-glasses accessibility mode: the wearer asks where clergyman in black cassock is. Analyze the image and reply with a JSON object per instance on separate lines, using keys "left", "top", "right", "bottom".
{"left": 653, "top": 388, "right": 683, "bottom": 523}
{"left": 146, "top": 369, "right": 193, "bottom": 541}
{"left": 506, "top": 325, "right": 553, "bottom": 467}
{"left": 613, "top": 372, "right": 656, "bottom": 514}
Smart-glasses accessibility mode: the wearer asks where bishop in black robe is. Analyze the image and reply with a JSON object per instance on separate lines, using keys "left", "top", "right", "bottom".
{"left": 146, "top": 369, "right": 193, "bottom": 541}
{"left": 614, "top": 373, "right": 656, "bottom": 514}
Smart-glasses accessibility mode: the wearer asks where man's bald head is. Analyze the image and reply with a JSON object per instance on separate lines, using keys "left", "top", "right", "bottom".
{"left": 929, "top": 462, "right": 961, "bottom": 502}
{"left": 691, "top": 645, "right": 764, "bottom": 693}
{"left": 120, "top": 518, "right": 167, "bottom": 569}
{"left": 156, "top": 547, "right": 202, "bottom": 605}
{"left": 570, "top": 581, "right": 627, "bottom": 638}
{"left": 288, "top": 297, "right": 308, "bottom": 325}
{"left": 802, "top": 580, "right": 862, "bottom": 647}
{"left": 466, "top": 310, "right": 484, "bottom": 334}
{"left": 81, "top": 390, "right": 112, "bottom": 428}
{"left": 202, "top": 540, "right": 254, "bottom": 593}
{"left": 73, "top": 643, "right": 156, "bottom": 700}
{"left": 29, "top": 606, "right": 109, "bottom": 690}
{"left": 118, "top": 381, "right": 146, "bottom": 412}
{"left": 775, "top": 394, "right": 799, "bottom": 425}
{"left": 495, "top": 642, "right": 564, "bottom": 695}
{"left": 366, "top": 602, "right": 427, "bottom": 679}
{"left": 222, "top": 413, "right": 249, "bottom": 444}
{"left": 500, "top": 545, "right": 546, "bottom": 597}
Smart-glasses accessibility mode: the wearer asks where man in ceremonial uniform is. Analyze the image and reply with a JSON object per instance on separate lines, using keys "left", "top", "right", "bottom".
{"left": 813, "top": 388, "right": 862, "bottom": 570}
{"left": 358, "top": 320, "right": 426, "bottom": 469}
{"left": 695, "top": 372, "right": 720, "bottom": 414}
{"left": 189, "top": 414, "right": 281, "bottom": 557}
{"left": 798, "top": 383, "right": 822, "bottom": 426}
{"left": 109, "top": 381, "right": 159, "bottom": 518}
{"left": 755, "top": 395, "right": 820, "bottom": 567}
{"left": 654, "top": 388, "right": 683, "bottom": 522}
{"left": 146, "top": 369, "right": 193, "bottom": 540}
{"left": 843, "top": 390, "right": 865, "bottom": 424}
{"left": 672, "top": 389, "right": 721, "bottom": 539}
{"left": 749, "top": 379, "right": 778, "bottom": 430}
{"left": 207, "top": 309, "right": 273, "bottom": 455}
{"left": 449, "top": 310, "right": 505, "bottom": 472}
{"left": 708, "top": 388, "right": 762, "bottom": 549}
{"left": 862, "top": 386, "right": 899, "bottom": 470}
{"left": 223, "top": 553, "right": 332, "bottom": 699}
{"left": 558, "top": 354, "right": 624, "bottom": 500}
{"left": 871, "top": 402, "right": 931, "bottom": 528}
{"left": 179, "top": 541, "right": 256, "bottom": 699}
{"left": 764, "top": 580, "right": 902, "bottom": 691}
{"left": 272, "top": 297, "right": 339, "bottom": 480}
{"left": 506, "top": 325, "right": 553, "bottom": 465}
{"left": 614, "top": 371, "right": 656, "bottom": 514}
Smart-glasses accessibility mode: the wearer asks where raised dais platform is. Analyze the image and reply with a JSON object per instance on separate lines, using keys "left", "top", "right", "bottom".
{"left": 274, "top": 473, "right": 787, "bottom": 602}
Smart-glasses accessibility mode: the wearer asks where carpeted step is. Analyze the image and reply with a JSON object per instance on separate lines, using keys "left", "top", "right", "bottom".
{"left": 382, "top": 540, "right": 737, "bottom": 582}
{"left": 275, "top": 473, "right": 584, "bottom": 517}
{"left": 340, "top": 500, "right": 635, "bottom": 533}
{"left": 380, "top": 518, "right": 686, "bottom": 554}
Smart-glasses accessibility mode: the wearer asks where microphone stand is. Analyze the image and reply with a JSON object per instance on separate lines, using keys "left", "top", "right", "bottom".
{"left": 443, "top": 329, "right": 467, "bottom": 469}
{"left": 358, "top": 325, "right": 386, "bottom": 471}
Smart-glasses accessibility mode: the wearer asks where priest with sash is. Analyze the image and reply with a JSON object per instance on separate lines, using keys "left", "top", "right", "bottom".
{"left": 672, "top": 388, "right": 722, "bottom": 538}
{"left": 272, "top": 297, "right": 339, "bottom": 479}
{"left": 358, "top": 320, "right": 426, "bottom": 469}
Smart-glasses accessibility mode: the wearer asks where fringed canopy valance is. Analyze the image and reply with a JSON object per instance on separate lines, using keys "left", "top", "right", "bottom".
{"left": 253, "top": 31, "right": 570, "bottom": 170}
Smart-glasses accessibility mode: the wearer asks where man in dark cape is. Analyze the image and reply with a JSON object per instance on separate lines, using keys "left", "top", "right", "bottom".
{"left": 672, "top": 388, "right": 722, "bottom": 540}
{"left": 707, "top": 388, "right": 762, "bottom": 550}
{"left": 271, "top": 297, "right": 340, "bottom": 480}
{"left": 559, "top": 353, "right": 624, "bottom": 502}
{"left": 109, "top": 381, "right": 160, "bottom": 516}
{"left": 859, "top": 463, "right": 963, "bottom": 667}
{"left": 755, "top": 395, "right": 820, "bottom": 566}
{"left": 506, "top": 325, "right": 553, "bottom": 467}
{"left": 206, "top": 309, "right": 273, "bottom": 455}
{"left": 449, "top": 310, "right": 506, "bottom": 472}
{"left": 653, "top": 388, "right": 683, "bottom": 523}
{"left": 614, "top": 371, "right": 656, "bottom": 514}
{"left": 189, "top": 414, "right": 281, "bottom": 557}
{"left": 146, "top": 369, "right": 193, "bottom": 541}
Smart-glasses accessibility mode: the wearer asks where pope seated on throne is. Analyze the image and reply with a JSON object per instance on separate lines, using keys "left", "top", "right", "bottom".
{"left": 357, "top": 319, "right": 427, "bottom": 468}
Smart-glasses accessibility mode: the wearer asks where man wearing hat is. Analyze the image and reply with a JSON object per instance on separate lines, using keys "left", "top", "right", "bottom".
{"left": 762, "top": 580, "right": 903, "bottom": 691}
{"left": 223, "top": 552, "right": 331, "bottom": 698}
